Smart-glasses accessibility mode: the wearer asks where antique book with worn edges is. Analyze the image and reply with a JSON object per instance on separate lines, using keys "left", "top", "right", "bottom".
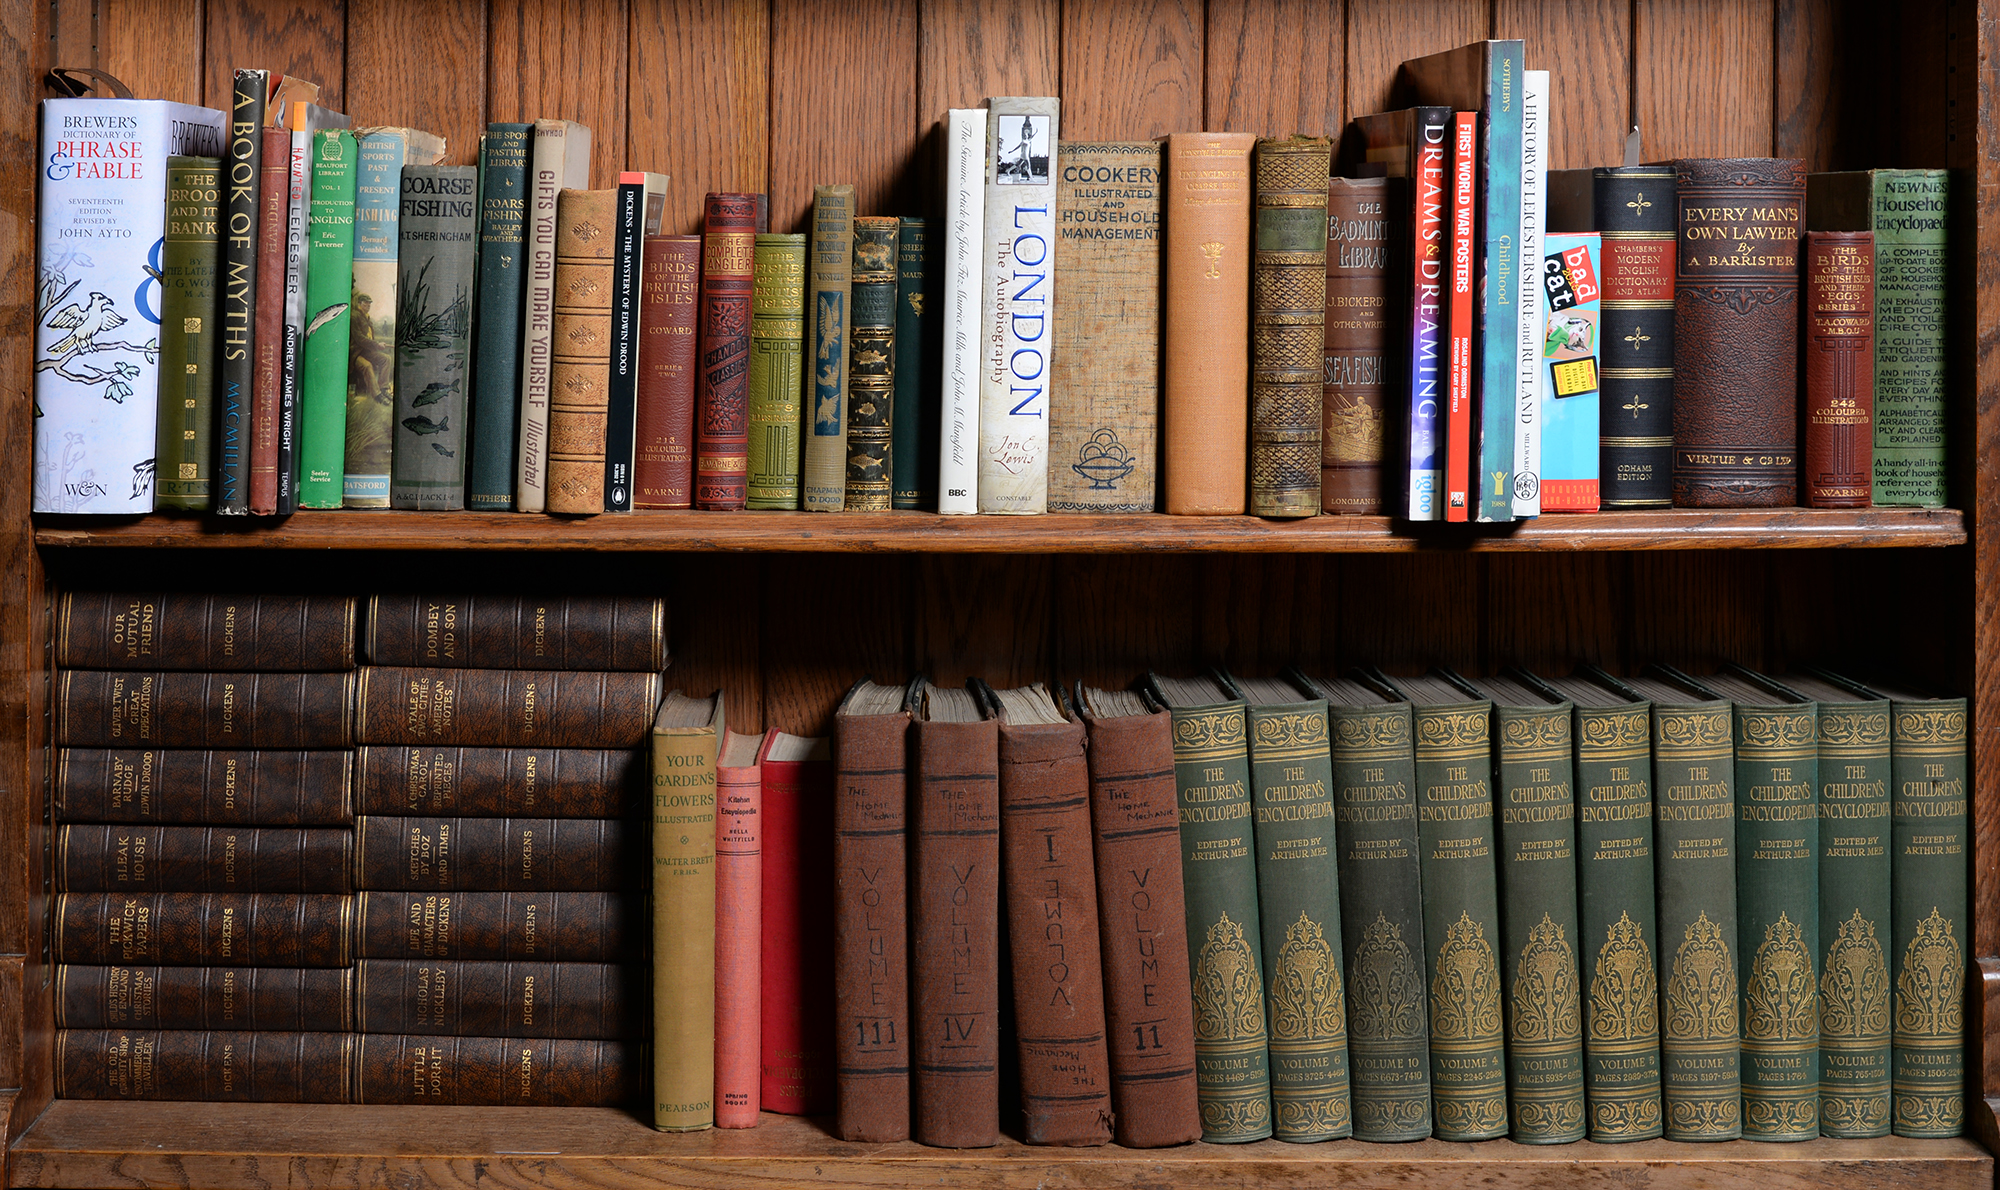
{"left": 892, "top": 218, "right": 936, "bottom": 510}
{"left": 1162, "top": 132, "right": 1256, "bottom": 515}
{"left": 58, "top": 1030, "right": 353, "bottom": 1102}
{"left": 57, "top": 965, "right": 353, "bottom": 1031}
{"left": 353, "top": 668, "right": 661, "bottom": 748}
{"left": 58, "top": 825, "right": 353, "bottom": 893}
{"left": 632, "top": 235, "right": 703, "bottom": 509}
{"left": 804, "top": 185, "right": 856, "bottom": 511}
{"left": 938, "top": 109, "right": 987, "bottom": 515}
{"left": 56, "top": 748, "right": 354, "bottom": 825}
{"left": 355, "top": 745, "right": 642, "bottom": 818}
{"left": 977, "top": 96, "right": 1060, "bottom": 514}
{"left": 602, "top": 171, "right": 669, "bottom": 511}
{"left": 845, "top": 217, "right": 900, "bottom": 510}
{"left": 714, "top": 728, "right": 763, "bottom": 1128}
{"left": 354, "top": 816, "right": 638, "bottom": 890}
{"left": 543, "top": 188, "right": 619, "bottom": 514}
{"left": 355, "top": 1035, "right": 638, "bottom": 1105}
{"left": 650, "top": 691, "right": 721, "bottom": 1131}
{"left": 156, "top": 155, "right": 223, "bottom": 511}
{"left": 390, "top": 164, "right": 479, "bottom": 510}
{"left": 57, "top": 671, "right": 355, "bottom": 749}
{"left": 364, "top": 594, "right": 666, "bottom": 671}
{"left": 356, "top": 890, "right": 630, "bottom": 962}
{"left": 747, "top": 234, "right": 807, "bottom": 509}
{"left": 1322, "top": 176, "right": 1399, "bottom": 515}
{"left": 759, "top": 729, "right": 836, "bottom": 1115}
{"left": 57, "top": 592, "right": 357, "bottom": 671}
{"left": 514, "top": 119, "right": 592, "bottom": 513}
{"left": 53, "top": 892, "right": 354, "bottom": 967}
{"left": 694, "top": 193, "right": 768, "bottom": 511}
{"left": 298, "top": 131, "right": 357, "bottom": 510}
{"left": 1250, "top": 137, "right": 1331, "bottom": 518}
{"left": 466, "top": 123, "right": 533, "bottom": 511}
{"left": 1802, "top": 231, "right": 1876, "bottom": 507}
{"left": 355, "top": 959, "right": 637, "bottom": 1039}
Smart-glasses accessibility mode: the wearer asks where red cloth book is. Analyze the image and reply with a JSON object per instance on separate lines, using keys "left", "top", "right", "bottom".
{"left": 715, "top": 729, "right": 764, "bottom": 1127}
{"left": 1443, "top": 111, "right": 1477, "bottom": 522}
{"left": 694, "top": 193, "right": 769, "bottom": 510}
{"left": 757, "top": 728, "right": 835, "bottom": 1115}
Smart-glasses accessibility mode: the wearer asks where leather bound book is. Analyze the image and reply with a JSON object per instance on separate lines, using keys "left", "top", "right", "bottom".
{"left": 364, "top": 594, "right": 667, "bottom": 671}
{"left": 56, "top": 749, "right": 354, "bottom": 826}
{"left": 845, "top": 217, "right": 900, "bottom": 510}
{"left": 57, "top": 592, "right": 358, "bottom": 671}
{"left": 715, "top": 729, "right": 764, "bottom": 1128}
{"left": 804, "top": 185, "right": 856, "bottom": 511}
{"left": 746, "top": 234, "right": 807, "bottom": 510}
{"left": 632, "top": 235, "right": 703, "bottom": 509}
{"left": 1671, "top": 158, "right": 1805, "bottom": 507}
{"left": 694, "top": 192, "right": 767, "bottom": 511}
{"left": 156, "top": 155, "right": 222, "bottom": 511}
{"left": 390, "top": 164, "right": 481, "bottom": 510}
{"left": 52, "top": 892, "right": 354, "bottom": 967}
{"left": 58, "top": 825, "right": 353, "bottom": 893}
{"left": 833, "top": 681, "right": 913, "bottom": 1142}
{"left": 57, "top": 965, "right": 354, "bottom": 1031}
{"left": 651, "top": 692, "right": 720, "bottom": 1131}
{"left": 892, "top": 218, "right": 936, "bottom": 510}
{"left": 356, "top": 890, "right": 630, "bottom": 961}
{"left": 1074, "top": 687, "right": 1202, "bottom": 1149}
{"left": 1803, "top": 232, "right": 1876, "bottom": 507}
{"left": 1163, "top": 132, "right": 1256, "bottom": 515}
{"left": 355, "top": 1035, "right": 640, "bottom": 1105}
{"left": 58, "top": 1030, "right": 354, "bottom": 1102}
{"left": 759, "top": 729, "right": 837, "bottom": 1115}
{"left": 57, "top": 671, "right": 355, "bottom": 749}
{"left": 546, "top": 188, "right": 619, "bottom": 514}
{"left": 1323, "top": 177, "right": 1398, "bottom": 515}
{"left": 355, "top": 959, "right": 639, "bottom": 1039}
{"left": 1250, "top": 137, "right": 1331, "bottom": 519}
{"left": 354, "top": 745, "right": 643, "bottom": 818}
{"left": 249, "top": 124, "right": 290, "bottom": 516}
{"left": 354, "top": 667, "right": 662, "bottom": 748}
{"left": 355, "top": 816, "right": 639, "bottom": 891}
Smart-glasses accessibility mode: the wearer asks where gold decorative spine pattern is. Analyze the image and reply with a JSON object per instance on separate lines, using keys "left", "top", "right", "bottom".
{"left": 546, "top": 189, "right": 619, "bottom": 514}
{"left": 1249, "top": 136, "right": 1330, "bottom": 518}
{"left": 843, "top": 217, "right": 899, "bottom": 510}
{"left": 1817, "top": 699, "right": 1891, "bottom": 1138}
{"left": 746, "top": 234, "right": 806, "bottom": 509}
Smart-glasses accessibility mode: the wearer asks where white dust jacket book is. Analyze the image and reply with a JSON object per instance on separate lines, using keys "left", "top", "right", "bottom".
{"left": 938, "top": 107, "right": 988, "bottom": 515}
{"left": 1512, "top": 70, "right": 1549, "bottom": 518}
{"left": 514, "top": 118, "right": 593, "bottom": 512}
{"left": 35, "top": 98, "right": 227, "bottom": 513}
{"left": 975, "top": 96, "right": 1059, "bottom": 514}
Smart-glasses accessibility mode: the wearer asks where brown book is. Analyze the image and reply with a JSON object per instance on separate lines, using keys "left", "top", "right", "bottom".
{"left": 55, "top": 593, "right": 358, "bottom": 671}
{"left": 1163, "top": 131, "right": 1257, "bottom": 514}
{"left": 546, "top": 187, "right": 619, "bottom": 514}
{"left": 354, "top": 1035, "right": 639, "bottom": 1105}
{"left": 355, "top": 959, "right": 639, "bottom": 1039}
{"left": 1076, "top": 686, "right": 1203, "bottom": 1148}
{"left": 56, "top": 671, "right": 356, "bottom": 749}
{"left": 1250, "top": 136, "right": 1331, "bottom": 519}
{"left": 58, "top": 825, "right": 354, "bottom": 893}
{"left": 354, "top": 816, "right": 639, "bottom": 891}
{"left": 353, "top": 667, "right": 662, "bottom": 748}
{"left": 989, "top": 682, "right": 1115, "bottom": 1146}
{"left": 1672, "top": 157, "right": 1805, "bottom": 507}
{"left": 1323, "top": 176, "right": 1398, "bottom": 515}
{"left": 57, "top": 966, "right": 355, "bottom": 1031}
{"left": 696, "top": 192, "right": 769, "bottom": 510}
{"left": 52, "top": 893, "right": 354, "bottom": 967}
{"left": 249, "top": 124, "right": 290, "bottom": 517}
{"left": 58, "top": 1030, "right": 355, "bottom": 1101}
{"left": 832, "top": 680, "right": 913, "bottom": 1142}
{"left": 354, "top": 745, "right": 642, "bottom": 817}
{"left": 632, "top": 234, "right": 703, "bottom": 509}
{"left": 356, "top": 890, "right": 631, "bottom": 961}
{"left": 363, "top": 594, "right": 667, "bottom": 670}
{"left": 55, "top": 749, "right": 354, "bottom": 825}
{"left": 1803, "top": 230, "right": 1876, "bottom": 507}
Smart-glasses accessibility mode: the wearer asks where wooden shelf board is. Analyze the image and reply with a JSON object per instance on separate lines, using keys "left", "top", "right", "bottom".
{"left": 30, "top": 507, "right": 1968, "bottom": 554}
{"left": 7, "top": 1102, "right": 1991, "bottom": 1190}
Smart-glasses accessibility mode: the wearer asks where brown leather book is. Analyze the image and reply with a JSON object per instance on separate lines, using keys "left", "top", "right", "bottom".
{"left": 696, "top": 192, "right": 769, "bottom": 510}
{"left": 356, "top": 890, "right": 631, "bottom": 961}
{"left": 355, "top": 959, "right": 639, "bottom": 1038}
{"left": 910, "top": 681, "right": 1001, "bottom": 1148}
{"left": 354, "top": 745, "right": 643, "bottom": 817}
{"left": 52, "top": 892, "right": 354, "bottom": 967}
{"left": 58, "top": 1030, "right": 355, "bottom": 1101}
{"left": 55, "top": 749, "right": 354, "bottom": 825}
{"left": 249, "top": 124, "right": 291, "bottom": 516}
{"left": 355, "top": 1035, "right": 640, "bottom": 1105}
{"left": 1322, "top": 177, "right": 1399, "bottom": 515}
{"left": 55, "top": 593, "right": 358, "bottom": 671}
{"left": 1249, "top": 136, "right": 1331, "bottom": 518}
{"left": 832, "top": 680, "right": 913, "bottom": 1142}
{"left": 632, "top": 235, "right": 703, "bottom": 509}
{"left": 1672, "top": 157, "right": 1805, "bottom": 506}
{"left": 1803, "top": 230, "right": 1875, "bottom": 507}
{"left": 1076, "top": 686, "right": 1203, "bottom": 1148}
{"left": 354, "top": 816, "right": 640, "bottom": 890}
{"left": 546, "top": 188, "right": 620, "bottom": 514}
{"left": 57, "top": 965, "right": 355, "bottom": 1031}
{"left": 353, "top": 667, "right": 662, "bottom": 748}
{"left": 56, "top": 671, "right": 355, "bottom": 749}
{"left": 363, "top": 594, "right": 667, "bottom": 670}
{"left": 989, "top": 683, "right": 1114, "bottom": 1146}
{"left": 1163, "top": 131, "right": 1257, "bottom": 515}
{"left": 57, "top": 825, "right": 354, "bottom": 893}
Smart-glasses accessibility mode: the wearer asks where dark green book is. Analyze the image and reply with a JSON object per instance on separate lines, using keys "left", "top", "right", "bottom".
{"left": 1143, "top": 674, "right": 1272, "bottom": 1143}
{"left": 845, "top": 217, "right": 899, "bottom": 510}
{"left": 467, "top": 123, "right": 531, "bottom": 511}
{"left": 389, "top": 164, "right": 478, "bottom": 510}
{"left": 1360, "top": 670, "right": 1506, "bottom": 1141}
{"left": 1227, "top": 675, "right": 1349, "bottom": 1141}
{"left": 892, "top": 217, "right": 934, "bottom": 510}
{"left": 155, "top": 155, "right": 222, "bottom": 510}
{"left": 1290, "top": 671, "right": 1430, "bottom": 1142}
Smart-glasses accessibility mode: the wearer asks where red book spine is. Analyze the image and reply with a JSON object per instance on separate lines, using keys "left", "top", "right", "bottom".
{"left": 633, "top": 235, "right": 702, "bottom": 509}
{"left": 1443, "top": 112, "right": 1477, "bottom": 522}
{"left": 757, "top": 736, "right": 836, "bottom": 1114}
{"left": 250, "top": 125, "right": 291, "bottom": 515}
{"left": 714, "top": 741, "right": 762, "bottom": 1127}
{"left": 1803, "top": 230, "right": 1875, "bottom": 508}
{"left": 695, "top": 194, "right": 762, "bottom": 510}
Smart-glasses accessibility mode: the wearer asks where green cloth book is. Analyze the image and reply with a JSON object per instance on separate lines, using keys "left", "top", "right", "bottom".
{"left": 892, "top": 217, "right": 934, "bottom": 510}
{"left": 389, "top": 164, "right": 478, "bottom": 509}
{"left": 746, "top": 234, "right": 806, "bottom": 509}
{"left": 155, "top": 155, "right": 222, "bottom": 511}
{"left": 297, "top": 131, "right": 356, "bottom": 509}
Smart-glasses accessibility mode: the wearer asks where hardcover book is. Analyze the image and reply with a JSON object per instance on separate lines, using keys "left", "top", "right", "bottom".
{"left": 57, "top": 965, "right": 353, "bottom": 1032}
{"left": 278, "top": 102, "right": 351, "bottom": 515}
{"left": 1322, "top": 176, "right": 1399, "bottom": 515}
{"left": 59, "top": 1030, "right": 353, "bottom": 1102}
{"left": 545, "top": 188, "right": 620, "bottom": 514}
{"left": 466, "top": 122, "right": 533, "bottom": 511}
{"left": 717, "top": 740, "right": 762, "bottom": 1124}
{"left": 352, "top": 667, "right": 661, "bottom": 748}
{"left": 390, "top": 165, "right": 479, "bottom": 510}
{"left": 155, "top": 156, "right": 223, "bottom": 511}
{"left": 1442, "top": 111, "right": 1476, "bottom": 522}
{"left": 354, "top": 1035, "right": 637, "bottom": 1105}
{"left": 1539, "top": 233, "right": 1603, "bottom": 511}
{"left": 938, "top": 109, "right": 987, "bottom": 515}
{"left": 892, "top": 218, "right": 937, "bottom": 510}
{"left": 650, "top": 691, "right": 721, "bottom": 1131}
{"left": 1802, "top": 231, "right": 1876, "bottom": 508}
{"left": 298, "top": 131, "right": 357, "bottom": 509}
{"left": 602, "top": 171, "right": 669, "bottom": 511}
{"left": 693, "top": 192, "right": 767, "bottom": 511}
{"left": 845, "top": 217, "right": 900, "bottom": 510}
{"left": 353, "top": 745, "right": 642, "bottom": 817}
{"left": 1249, "top": 137, "right": 1331, "bottom": 519}
{"left": 53, "top": 892, "right": 354, "bottom": 967}
{"left": 632, "top": 235, "right": 702, "bottom": 508}
{"left": 354, "top": 816, "right": 639, "bottom": 890}
{"left": 57, "top": 671, "right": 355, "bottom": 749}
{"left": 746, "top": 234, "right": 807, "bottom": 509}
{"left": 56, "top": 748, "right": 354, "bottom": 826}
{"left": 758, "top": 729, "right": 836, "bottom": 1116}
{"left": 803, "top": 184, "right": 856, "bottom": 511}
{"left": 1511, "top": 69, "right": 1549, "bottom": 518}
{"left": 217, "top": 73, "right": 272, "bottom": 516}
{"left": 977, "top": 96, "right": 1060, "bottom": 515}
{"left": 364, "top": 593, "right": 667, "bottom": 671}
{"left": 248, "top": 124, "right": 289, "bottom": 515}
{"left": 1162, "top": 132, "right": 1256, "bottom": 515}
{"left": 57, "top": 825, "right": 352, "bottom": 893}
{"left": 356, "top": 890, "right": 630, "bottom": 962}
{"left": 514, "top": 119, "right": 592, "bottom": 512}
{"left": 355, "top": 959, "right": 637, "bottom": 1039}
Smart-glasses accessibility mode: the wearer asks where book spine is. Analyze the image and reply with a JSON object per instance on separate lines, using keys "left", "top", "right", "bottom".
{"left": 1403, "top": 110, "right": 1449, "bottom": 519}
{"left": 514, "top": 127, "right": 564, "bottom": 512}
{"left": 249, "top": 125, "right": 290, "bottom": 515}
{"left": 543, "top": 188, "right": 618, "bottom": 513}
{"left": 354, "top": 745, "right": 641, "bottom": 817}
{"left": 56, "top": 591, "right": 359, "bottom": 671}
{"left": 1443, "top": 113, "right": 1477, "bottom": 522}
{"left": 1473, "top": 43, "right": 1526, "bottom": 523}
{"left": 910, "top": 718, "right": 1001, "bottom": 1147}
{"left": 345, "top": 130, "right": 409, "bottom": 508}
{"left": 759, "top": 752, "right": 837, "bottom": 1116}
{"left": 976, "top": 97, "right": 1059, "bottom": 514}
{"left": 693, "top": 192, "right": 761, "bottom": 511}
{"left": 1870, "top": 171, "right": 1949, "bottom": 506}
{"left": 389, "top": 165, "right": 478, "bottom": 509}
{"left": 277, "top": 126, "right": 314, "bottom": 517}
{"left": 355, "top": 1035, "right": 639, "bottom": 1105}
{"left": 1804, "top": 231, "right": 1876, "bottom": 507}
{"left": 746, "top": 234, "right": 807, "bottom": 509}
{"left": 804, "top": 186, "right": 856, "bottom": 511}
{"left": 356, "top": 890, "right": 630, "bottom": 961}
{"left": 156, "top": 156, "right": 222, "bottom": 511}
{"left": 1247, "top": 137, "right": 1330, "bottom": 519}
{"left": 58, "top": 966, "right": 353, "bottom": 1031}
{"left": 58, "top": 825, "right": 353, "bottom": 893}
{"left": 833, "top": 711, "right": 912, "bottom": 1141}
{"left": 1651, "top": 699, "right": 1741, "bottom": 1140}
{"left": 1412, "top": 698, "right": 1507, "bottom": 1140}
{"left": 1080, "top": 710, "right": 1202, "bottom": 1148}
{"left": 632, "top": 235, "right": 704, "bottom": 508}
{"left": 892, "top": 218, "right": 935, "bottom": 510}
{"left": 53, "top": 892, "right": 354, "bottom": 967}
{"left": 1888, "top": 697, "right": 1967, "bottom": 1137}
{"left": 467, "top": 123, "right": 532, "bottom": 511}
{"left": 938, "top": 110, "right": 986, "bottom": 515}
{"left": 651, "top": 714, "right": 717, "bottom": 1130}
{"left": 602, "top": 179, "right": 647, "bottom": 511}
{"left": 58, "top": 1030, "right": 354, "bottom": 1102}
{"left": 1167, "top": 700, "right": 1272, "bottom": 1142}
{"left": 56, "top": 748, "right": 354, "bottom": 826}
{"left": 216, "top": 75, "right": 268, "bottom": 516}
{"left": 354, "top": 667, "right": 661, "bottom": 748}
{"left": 298, "top": 132, "right": 357, "bottom": 509}
{"left": 355, "top": 816, "right": 638, "bottom": 891}
{"left": 355, "top": 959, "right": 637, "bottom": 1038}
{"left": 1162, "top": 132, "right": 1256, "bottom": 515}
{"left": 998, "top": 717, "right": 1114, "bottom": 1146}
{"left": 1244, "top": 699, "right": 1349, "bottom": 1140}
{"left": 361, "top": 593, "right": 667, "bottom": 670}
{"left": 1511, "top": 69, "right": 1549, "bottom": 518}
{"left": 1327, "top": 701, "right": 1431, "bottom": 1141}
{"left": 1537, "top": 234, "right": 1604, "bottom": 511}
{"left": 1571, "top": 703, "right": 1663, "bottom": 1142}
{"left": 714, "top": 750, "right": 762, "bottom": 1128}
{"left": 1593, "top": 166, "right": 1677, "bottom": 508}
{"left": 1815, "top": 698, "right": 1892, "bottom": 1138}
{"left": 57, "top": 671, "right": 355, "bottom": 749}
{"left": 1492, "top": 703, "right": 1584, "bottom": 1143}
{"left": 844, "top": 218, "right": 900, "bottom": 510}
{"left": 1322, "top": 177, "right": 1396, "bottom": 516}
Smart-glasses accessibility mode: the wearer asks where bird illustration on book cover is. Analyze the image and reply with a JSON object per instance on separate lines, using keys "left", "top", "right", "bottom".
{"left": 36, "top": 246, "right": 162, "bottom": 507}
